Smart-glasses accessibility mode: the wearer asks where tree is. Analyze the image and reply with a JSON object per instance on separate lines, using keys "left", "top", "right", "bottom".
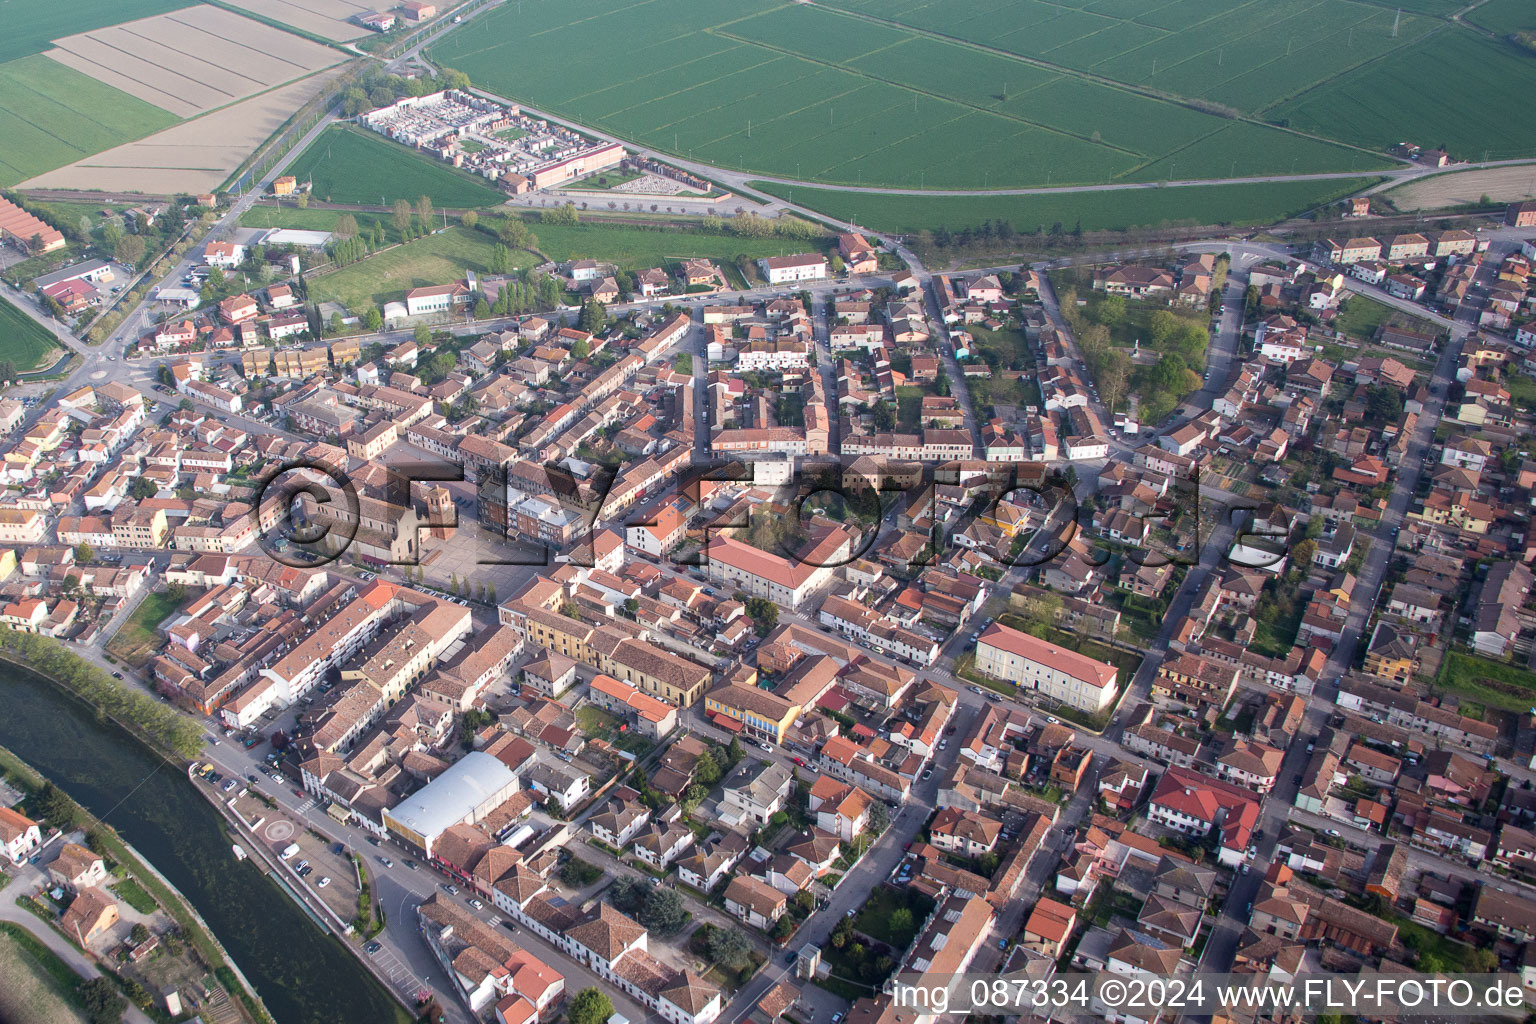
{"left": 496, "top": 216, "right": 529, "bottom": 248}
{"left": 707, "top": 925, "right": 752, "bottom": 969}
{"left": 364, "top": 307, "right": 383, "bottom": 332}
{"left": 417, "top": 195, "right": 434, "bottom": 225}
{"left": 744, "top": 597, "right": 779, "bottom": 636}
{"left": 577, "top": 299, "right": 606, "bottom": 335}
{"left": 130, "top": 477, "right": 159, "bottom": 500}
{"left": 639, "top": 887, "right": 688, "bottom": 935}
{"left": 888, "top": 907, "right": 913, "bottom": 940}
{"left": 568, "top": 988, "right": 613, "bottom": 1024}
{"left": 872, "top": 400, "right": 895, "bottom": 431}
{"left": 73, "top": 542, "right": 95, "bottom": 564}
{"left": 490, "top": 243, "right": 511, "bottom": 274}
{"left": 541, "top": 203, "right": 579, "bottom": 225}
{"left": 415, "top": 322, "right": 431, "bottom": 346}
{"left": 1090, "top": 293, "right": 1126, "bottom": 326}
{"left": 694, "top": 748, "right": 722, "bottom": 786}
{"left": 473, "top": 299, "right": 490, "bottom": 320}
{"left": 773, "top": 915, "right": 796, "bottom": 941}
{"left": 129, "top": 923, "right": 150, "bottom": 945}
{"left": 329, "top": 311, "right": 345, "bottom": 335}
{"left": 392, "top": 199, "right": 413, "bottom": 233}
{"left": 461, "top": 210, "right": 478, "bottom": 230}
{"left": 867, "top": 800, "right": 890, "bottom": 835}
{"left": 335, "top": 213, "right": 359, "bottom": 240}
{"left": 114, "top": 234, "right": 146, "bottom": 268}
{"left": 78, "top": 977, "right": 126, "bottom": 1024}
{"left": 33, "top": 782, "right": 77, "bottom": 827}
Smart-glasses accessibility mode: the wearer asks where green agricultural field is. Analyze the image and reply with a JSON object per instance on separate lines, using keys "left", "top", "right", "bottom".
{"left": 1466, "top": 0, "right": 1535, "bottom": 37}
{"left": 0, "top": 55, "right": 178, "bottom": 187}
{"left": 428, "top": 0, "right": 1387, "bottom": 191}
{"left": 286, "top": 126, "right": 507, "bottom": 208}
{"left": 752, "top": 177, "right": 1374, "bottom": 234}
{"left": 1273, "top": 30, "right": 1536, "bottom": 160}
{"left": 0, "top": 0, "right": 189, "bottom": 62}
{"left": 0, "top": 295, "right": 61, "bottom": 372}
{"left": 308, "top": 225, "right": 533, "bottom": 311}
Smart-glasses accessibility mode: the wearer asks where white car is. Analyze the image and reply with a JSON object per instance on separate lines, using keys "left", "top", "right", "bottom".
{"left": 317, "top": 876, "right": 331, "bottom": 888}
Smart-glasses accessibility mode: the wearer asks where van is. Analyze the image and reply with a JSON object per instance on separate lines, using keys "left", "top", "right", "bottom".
{"left": 281, "top": 843, "right": 300, "bottom": 860}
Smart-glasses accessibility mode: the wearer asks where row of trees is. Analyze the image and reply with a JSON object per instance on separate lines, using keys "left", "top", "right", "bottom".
{"left": 339, "top": 67, "right": 472, "bottom": 118}
{"left": 0, "top": 628, "right": 203, "bottom": 759}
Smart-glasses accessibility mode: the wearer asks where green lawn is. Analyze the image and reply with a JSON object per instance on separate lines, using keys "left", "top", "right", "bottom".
{"left": 1437, "top": 651, "right": 1536, "bottom": 713}
{"left": 105, "top": 590, "right": 185, "bottom": 668}
{"left": 308, "top": 225, "right": 534, "bottom": 311}
{"left": 751, "top": 178, "right": 1377, "bottom": 235}
{"left": 560, "top": 169, "right": 647, "bottom": 192}
{"left": 1334, "top": 295, "right": 1438, "bottom": 344}
{"left": 286, "top": 126, "right": 507, "bottom": 208}
{"left": 109, "top": 878, "right": 159, "bottom": 914}
{"left": 0, "top": 55, "right": 177, "bottom": 187}
{"left": 0, "top": 295, "right": 61, "bottom": 372}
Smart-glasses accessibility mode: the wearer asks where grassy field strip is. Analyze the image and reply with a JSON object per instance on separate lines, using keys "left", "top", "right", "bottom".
{"left": 753, "top": 176, "right": 1375, "bottom": 233}
{"left": 286, "top": 125, "right": 506, "bottom": 207}
{"left": 0, "top": 295, "right": 62, "bottom": 371}
{"left": 0, "top": 54, "right": 178, "bottom": 186}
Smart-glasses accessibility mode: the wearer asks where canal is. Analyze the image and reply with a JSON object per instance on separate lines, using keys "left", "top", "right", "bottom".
{"left": 0, "top": 663, "right": 406, "bottom": 1024}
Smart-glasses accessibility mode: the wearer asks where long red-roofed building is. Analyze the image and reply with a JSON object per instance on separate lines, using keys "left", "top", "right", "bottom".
{"left": 1147, "top": 765, "right": 1260, "bottom": 868}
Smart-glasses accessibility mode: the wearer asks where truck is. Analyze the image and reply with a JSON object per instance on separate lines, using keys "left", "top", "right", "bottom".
{"left": 280, "top": 843, "right": 301, "bottom": 860}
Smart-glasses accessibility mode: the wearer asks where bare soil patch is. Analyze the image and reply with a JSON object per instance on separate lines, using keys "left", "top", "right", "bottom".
{"left": 23, "top": 71, "right": 336, "bottom": 194}
{"left": 1388, "top": 165, "right": 1536, "bottom": 211}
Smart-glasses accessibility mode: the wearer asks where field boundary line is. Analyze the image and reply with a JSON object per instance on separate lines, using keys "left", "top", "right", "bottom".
{"left": 707, "top": 27, "right": 1147, "bottom": 157}
{"left": 812, "top": 0, "right": 1402, "bottom": 164}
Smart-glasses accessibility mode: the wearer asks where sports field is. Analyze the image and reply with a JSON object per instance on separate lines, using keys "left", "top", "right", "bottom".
{"left": 428, "top": 0, "right": 1388, "bottom": 191}
{"left": 307, "top": 225, "right": 531, "bottom": 311}
{"left": 287, "top": 126, "right": 508, "bottom": 208}
{"left": 0, "top": 295, "right": 63, "bottom": 371}
{"left": 750, "top": 177, "right": 1375, "bottom": 235}
{"left": 0, "top": 54, "right": 177, "bottom": 187}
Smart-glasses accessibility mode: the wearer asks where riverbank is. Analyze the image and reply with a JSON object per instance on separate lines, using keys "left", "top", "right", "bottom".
{"left": 0, "top": 629, "right": 203, "bottom": 759}
{"left": 0, "top": 743, "right": 271, "bottom": 1024}
{"left": 0, "top": 659, "right": 412, "bottom": 1024}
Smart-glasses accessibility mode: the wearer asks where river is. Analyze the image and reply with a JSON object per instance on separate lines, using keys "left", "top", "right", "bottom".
{"left": 0, "top": 663, "right": 405, "bottom": 1024}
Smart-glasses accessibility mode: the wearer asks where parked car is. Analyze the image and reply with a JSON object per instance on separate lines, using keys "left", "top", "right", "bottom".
{"left": 468, "top": 898, "right": 485, "bottom": 910}
{"left": 317, "top": 876, "right": 331, "bottom": 888}
{"left": 364, "top": 941, "right": 382, "bottom": 954}
{"left": 379, "top": 856, "right": 394, "bottom": 868}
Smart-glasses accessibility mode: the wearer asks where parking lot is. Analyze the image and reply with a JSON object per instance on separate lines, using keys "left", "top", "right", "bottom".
{"left": 202, "top": 766, "right": 363, "bottom": 924}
